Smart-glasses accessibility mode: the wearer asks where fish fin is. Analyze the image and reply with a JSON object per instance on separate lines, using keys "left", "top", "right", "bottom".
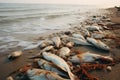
{"left": 68, "top": 71, "right": 78, "bottom": 80}
{"left": 51, "top": 62, "right": 68, "bottom": 72}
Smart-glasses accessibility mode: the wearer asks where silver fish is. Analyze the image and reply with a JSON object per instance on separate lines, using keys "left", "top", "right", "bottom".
{"left": 42, "top": 52, "right": 76, "bottom": 80}
{"left": 87, "top": 37, "right": 110, "bottom": 51}
{"left": 37, "top": 59, "right": 68, "bottom": 77}
{"left": 68, "top": 51, "right": 113, "bottom": 63}
{"left": 27, "top": 68, "right": 69, "bottom": 80}
{"left": 69, "top": 37, "right": 91, "bottom": 46}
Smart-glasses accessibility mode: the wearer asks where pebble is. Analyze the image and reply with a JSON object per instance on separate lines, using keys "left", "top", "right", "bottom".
{"left": 106, "top": 66, "right": 112, "bottom": 71}
{"left": 6, "top": 76, "right": 14, "bottom": 80}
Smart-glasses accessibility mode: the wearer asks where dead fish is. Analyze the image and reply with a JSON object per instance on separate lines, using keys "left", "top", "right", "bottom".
{"left": 59, "top": 47, "right": 71, "bottom": 57}
{"left": 68, "top": 51, "right": 113, "bottom": 63}
{"left": 42, "top": 52, "right": 76, "bottom": 80}
{"left": 72, "top": 33, "right": 85, "bottom": 40}
{"left": 87, "top": 37, "right": 110, "bottom": 51}
{"left": 27, "top": 68, "right": 69, "bottom": 80}
{"left": 52, "top": 37, "right": 61, "bottom": 48}
{"left": 8, "top": 51, "right": 22, "bottom": 59}
{"left": 37, "top": 59, "right": 68, "bottom": 77}
{"left": 69, "top": 37, "right": 91, "bottom": 46}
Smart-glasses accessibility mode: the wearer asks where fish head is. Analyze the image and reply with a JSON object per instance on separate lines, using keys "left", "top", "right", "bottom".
{"left": 68, "top": 55, "right": 80, "bottom": 63}
{"left": 42, "top": 52, "right": 53, "bottom": 61}
{"left": 98, "top": 41, "right": 110, "bottom": 51}
{"left": 27, "top": 69, "right": 41, "bottom": 77}
{"left": 103, "top": 45, "right": 110, "bottom": 51}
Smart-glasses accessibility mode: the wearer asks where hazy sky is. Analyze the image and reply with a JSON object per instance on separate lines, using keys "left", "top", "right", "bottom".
{"left": 0, "top": 0, "right": 119, "bottom": 6}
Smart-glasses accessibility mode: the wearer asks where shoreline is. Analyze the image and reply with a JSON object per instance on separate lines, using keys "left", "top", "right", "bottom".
{"left": 1, "top": 7, "right": 120, "bottom": 80}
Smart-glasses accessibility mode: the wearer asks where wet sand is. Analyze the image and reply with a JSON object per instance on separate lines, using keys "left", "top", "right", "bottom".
{"left": 0, "top": 7, "right": 120, "bottom": 80}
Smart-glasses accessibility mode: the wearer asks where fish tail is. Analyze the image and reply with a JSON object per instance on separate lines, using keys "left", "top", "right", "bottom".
{"left": 68, "top": 71, "right": 77, "bottom": 80}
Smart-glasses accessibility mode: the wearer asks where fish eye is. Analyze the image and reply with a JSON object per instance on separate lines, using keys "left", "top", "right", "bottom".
{"left": 105, "top": 46, "right": 107, "bottom": 47}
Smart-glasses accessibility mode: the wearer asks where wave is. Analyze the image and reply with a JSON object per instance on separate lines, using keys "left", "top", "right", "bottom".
{"left": 0, "top": 15, "right": 42, "bottom": 23}
{"left": 0, "top": 8, "right": 46, "bottom": 13}
{"left": 0, "top": 12, "right": 71, "bottom": 24}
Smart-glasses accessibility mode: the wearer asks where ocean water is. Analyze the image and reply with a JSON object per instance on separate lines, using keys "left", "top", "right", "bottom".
{"left": 0, "top": 3, "right": 106, "bottom": 52}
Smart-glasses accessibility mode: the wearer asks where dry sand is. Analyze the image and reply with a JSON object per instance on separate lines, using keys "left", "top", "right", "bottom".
{"left": 0, "top": 7, "right": 120, "bottom": 80}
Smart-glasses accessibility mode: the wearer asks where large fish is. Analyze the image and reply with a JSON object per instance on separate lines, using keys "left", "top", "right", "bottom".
{"left": 27, "top": 68, "right": 69, "bottom": 80}
{"left": 69, "top": 37, "right": 91, "bottom": 46}
{"left": 42, "top": 52, "right": 77, "bottom": 80}
{"left": 68, "top": 51, "right": 113, "bottom": 63}
{"left": 87, "top": 37, "right": 110, "bottom": 51}
{"left": 37, "top": 59, "right": 68, "bottom": 77}
{"left": 52, "top": 37, "right": 61, "bottom": 48}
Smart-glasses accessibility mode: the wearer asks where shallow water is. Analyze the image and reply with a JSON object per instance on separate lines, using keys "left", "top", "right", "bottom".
{"left": 0, "top": 3, "right": 107, "bottom": 52}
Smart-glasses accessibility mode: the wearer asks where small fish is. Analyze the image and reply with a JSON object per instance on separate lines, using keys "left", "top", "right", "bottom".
{"left": 8, "top": 51, "right": 22, "bottom": 59}
{"left": 69, "top": 37, "right": 91, "bottom": 46}
{"left": 42, "top": 52, "right": 77, "bottom": 80}
{"left": 87, "top": 37, "right": 110, "bottom": 51}
{"left": 59, "top": 47, "right": 71, "bottom": 57}
{"left": 27, "top": 68, "right": 69, "bottom": 80}
{"left": 52, "top": 37, "right": 61, "bottom": 48}
{"left": 37, "top": 59, "right": 68, "bottom": 77}
{"left": 68, "top": 51, "right": 113, "bottom": 63}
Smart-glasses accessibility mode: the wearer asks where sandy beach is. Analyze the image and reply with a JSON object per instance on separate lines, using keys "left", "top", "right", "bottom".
{"left": 0, "top": 7, "right": 120, "bottom": 80}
